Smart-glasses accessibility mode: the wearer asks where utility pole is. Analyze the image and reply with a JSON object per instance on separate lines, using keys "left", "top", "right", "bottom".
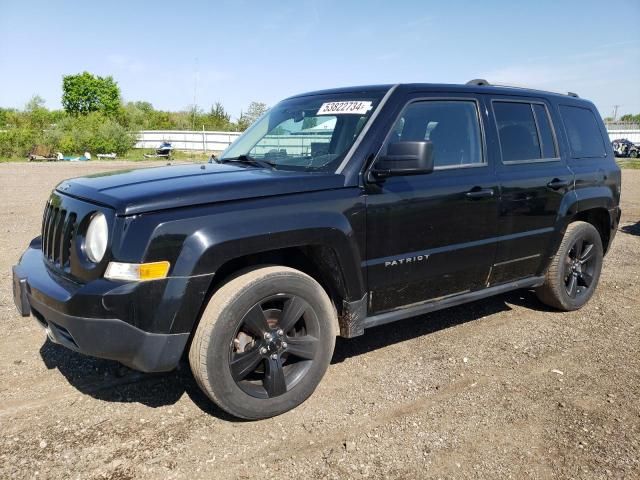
{"left": 612, "top": 105, "right": 620, "bottom": 121}
{"left": 192, "top": 57, "right": 199, "bottom": 132}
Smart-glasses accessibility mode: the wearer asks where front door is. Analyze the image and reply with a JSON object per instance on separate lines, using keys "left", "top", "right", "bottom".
{"left": 365, "top": 94, "right": 499, "bottom": 314}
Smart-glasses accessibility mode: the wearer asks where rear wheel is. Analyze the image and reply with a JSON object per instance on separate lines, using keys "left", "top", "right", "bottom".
{"left": 536, "top": 221, "right": 603, "bottom": 311}
{"left": 630, "top": 149, "right": 639, "bottom": 159}
{"left": 189, "top": 266, "right": 337, "bottom": 419}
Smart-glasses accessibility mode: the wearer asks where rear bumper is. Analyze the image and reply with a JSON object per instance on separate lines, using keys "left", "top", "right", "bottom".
{"left": 12, "top": 239, "right": 191, "bottom": 372}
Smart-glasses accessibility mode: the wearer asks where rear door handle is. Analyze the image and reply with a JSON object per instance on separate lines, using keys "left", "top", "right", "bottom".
{"left": 465, "top": 188, "right": 494, "bottom": 199}
{"left": 547, "top": 178, "right": 570, "bottom": 190}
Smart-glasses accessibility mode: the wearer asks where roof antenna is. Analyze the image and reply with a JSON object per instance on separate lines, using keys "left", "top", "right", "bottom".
{"left": 466, "top": 79, "right": 490, "bottom": 86}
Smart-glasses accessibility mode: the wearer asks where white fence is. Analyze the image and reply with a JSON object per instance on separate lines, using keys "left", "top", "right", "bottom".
{"left": 608, "top": 129, "right": 640, "bottom": 143}
{"left": 135, "top": 130, "right": 242, "bottom": 153}
{"left": 136, "top": 125, "right": 640, "bottom": 153}
{"left": 605, "top": 123, "right": 640, "bottom": 144}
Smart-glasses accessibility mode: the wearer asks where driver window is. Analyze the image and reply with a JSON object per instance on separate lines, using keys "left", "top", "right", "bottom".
{"left": 385, "top": 100, "right": 484, "bottom": 168}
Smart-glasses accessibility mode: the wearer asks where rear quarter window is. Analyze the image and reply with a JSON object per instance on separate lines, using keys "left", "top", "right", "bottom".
{"left": 559, "top": 105, "right": 606, "bottom": 158}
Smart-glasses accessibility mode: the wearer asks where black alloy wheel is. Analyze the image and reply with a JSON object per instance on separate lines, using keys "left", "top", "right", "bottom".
{"left": 229, "top": 294, "right": 320, "bottom": 399}
{"left": 563, "top": 237, "right": 597, "bottom": 299}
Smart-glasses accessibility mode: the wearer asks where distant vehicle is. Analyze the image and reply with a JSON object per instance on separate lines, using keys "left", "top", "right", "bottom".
{"left": 612, "top": 138, "right": 639, "bottom": 158}
{"left": 13, "top": 80, "right": 622, "bottom": 419}
{"left": 144, "top": 141, "right": 172, "bottom": 159}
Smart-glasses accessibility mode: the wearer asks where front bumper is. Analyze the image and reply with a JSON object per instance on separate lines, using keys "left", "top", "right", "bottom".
{"left": 12, "top": 239, "right": 192, "bottom": 372}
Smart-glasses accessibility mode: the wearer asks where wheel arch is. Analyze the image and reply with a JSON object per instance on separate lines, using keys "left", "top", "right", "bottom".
{"left": 557, "top": 187, "right": 617, "bottom": 254}
{"left": 189, "top": 242, "right": 359, "bottom": 344}
{"left": 573, "top": 207, "right": 613, "bottom": 253}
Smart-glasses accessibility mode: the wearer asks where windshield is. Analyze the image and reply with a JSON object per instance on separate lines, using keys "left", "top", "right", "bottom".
{"left": 221, "top": 92, "right": 385, "bottom": 172}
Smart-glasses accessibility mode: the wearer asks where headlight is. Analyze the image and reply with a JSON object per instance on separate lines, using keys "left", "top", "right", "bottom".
{"left": 85, "top": 212, "right": 108, "bottom": 263}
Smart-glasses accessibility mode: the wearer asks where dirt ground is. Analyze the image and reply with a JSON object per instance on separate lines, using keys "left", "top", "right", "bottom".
{"left": 0, "top": 161, "right": 638, "bottom": 480}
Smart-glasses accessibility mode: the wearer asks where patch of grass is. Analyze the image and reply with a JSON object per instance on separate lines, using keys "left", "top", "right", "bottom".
{"left": 0, "top": 156, "right": 28, "bottom": 163}
{"left": 616, "top": 159, "right": 640, "bottom": 169}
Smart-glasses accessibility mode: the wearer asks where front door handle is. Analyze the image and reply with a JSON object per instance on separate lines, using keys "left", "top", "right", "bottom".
{"left": 547, "top": 178, "right": 570, "bottom": 190}
{"left": 465, "top": 188, "right": 494, "bottom": 199}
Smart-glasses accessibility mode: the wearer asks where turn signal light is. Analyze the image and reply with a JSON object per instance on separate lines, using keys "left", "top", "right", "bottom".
{"left": 105, "top": 261, "right": 170, "bottom": 281}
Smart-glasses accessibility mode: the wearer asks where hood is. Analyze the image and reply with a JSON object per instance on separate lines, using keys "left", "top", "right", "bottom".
{"left": 56, "top": 163, "right": 345, "bottom": 215}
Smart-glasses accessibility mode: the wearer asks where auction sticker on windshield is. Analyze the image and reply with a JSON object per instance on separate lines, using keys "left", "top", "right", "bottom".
{"left": 317, "top": 101, "right": 373, "bottom": 115}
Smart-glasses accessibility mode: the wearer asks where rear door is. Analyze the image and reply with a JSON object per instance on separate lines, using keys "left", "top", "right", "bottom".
{"left": 365, "top": 93, "right": 499, "bottom": 314}
{"left": 487, "top": 96, "right": 574, "bottom": 284}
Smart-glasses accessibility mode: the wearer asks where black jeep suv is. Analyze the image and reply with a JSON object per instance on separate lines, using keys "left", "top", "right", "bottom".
{"left": 13, "top": 81, "right": 621, "bottom": 419}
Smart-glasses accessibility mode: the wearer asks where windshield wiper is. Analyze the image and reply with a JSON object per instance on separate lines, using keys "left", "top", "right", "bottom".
{"left": 218, "top": 154, "right": 275, "bottom": 169}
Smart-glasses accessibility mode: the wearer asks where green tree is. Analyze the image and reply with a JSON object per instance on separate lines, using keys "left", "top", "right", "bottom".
{"left": 121, "top": 101, "right": 155, "bottom": 129}
{"left": 237, "top": 101, "right": 268, "bottom": 130}
{"left": 25, "top": 95, "right": 50, "bottom": 130}
{"left": 206, "top": 102, "right": 231, "bottom": 130}
{"left": 62, "top": 72, "right": 121, "bottom": 116}
{"left": 0, "top": 107, "right": 17, "bottom": 128}
{"left": 620, "top": 113, "right": 640, "bottom": 123}
{"left": 132, "top": 101, "right": 154, "bottom": 114}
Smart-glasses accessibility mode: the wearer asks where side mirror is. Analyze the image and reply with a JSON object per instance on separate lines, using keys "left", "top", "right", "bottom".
{"left": 370, "top": 141, "right": 434, "bottom": 179}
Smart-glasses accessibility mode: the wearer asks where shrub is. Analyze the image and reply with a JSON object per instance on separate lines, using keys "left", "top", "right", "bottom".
{"left": 94, "top": 118, "right": 135, "bottom": 155}
{"left": 44, "top": 113, "right": 135, "bottom": 156}
{"left": 0, "top": 128, "right": 37, "bottom": 158}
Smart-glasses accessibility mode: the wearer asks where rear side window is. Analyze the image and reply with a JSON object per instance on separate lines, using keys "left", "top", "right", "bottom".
{"left": 494, "top": 101, "right": 557, "bottom": 162}
{"left": 559, "top": 105, "right": 606, "bottom": 158}
{"left": 385, "top": 100, "right": 484, "bottom": 168}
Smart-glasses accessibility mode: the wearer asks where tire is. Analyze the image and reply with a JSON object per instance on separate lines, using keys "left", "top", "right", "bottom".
{"left": 189, "top": 266, "right": 337, "bottom": 419}
{"left": 536, "top": 221, "right": 603, "bottom": 311}
{"left": 630, "top": 149, "right": 639, "bottom": 159}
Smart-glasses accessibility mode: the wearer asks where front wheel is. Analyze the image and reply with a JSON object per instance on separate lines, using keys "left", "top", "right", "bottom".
{"left": 536, "top": 221, "right": 603, "bottom": 311}
{"left": 189, "top": 266, "right": 337, "bottom": 419}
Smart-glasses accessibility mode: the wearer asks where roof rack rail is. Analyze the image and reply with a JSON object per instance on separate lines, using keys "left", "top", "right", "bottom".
{"left": 466, "top": 79, "right": 579, "bottom": 98}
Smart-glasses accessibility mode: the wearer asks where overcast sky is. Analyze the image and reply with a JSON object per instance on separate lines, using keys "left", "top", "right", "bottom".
{"left": 1, "top": 0, "right": 639, "bottom": 119}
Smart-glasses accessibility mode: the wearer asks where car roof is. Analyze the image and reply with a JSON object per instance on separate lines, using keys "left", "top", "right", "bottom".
{"left": 287, "top": 82, "right": 587, "bottom": 103}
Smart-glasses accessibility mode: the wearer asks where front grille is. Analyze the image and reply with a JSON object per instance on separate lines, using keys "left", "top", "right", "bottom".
{"left": 40, "top": 191, "right": 112, "bottom": 282}
{"left": 41, "top": 201, "right": 77, "bottom": 269}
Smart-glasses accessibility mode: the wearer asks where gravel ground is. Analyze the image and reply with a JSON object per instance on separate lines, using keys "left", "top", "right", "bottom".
{"left": 0, "top": 161, "right": 638, "bottom": 480}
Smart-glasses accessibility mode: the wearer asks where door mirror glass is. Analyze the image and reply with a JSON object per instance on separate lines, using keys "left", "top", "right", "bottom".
{"left": 373, "top": 141, "right": 434, "bottom": 178}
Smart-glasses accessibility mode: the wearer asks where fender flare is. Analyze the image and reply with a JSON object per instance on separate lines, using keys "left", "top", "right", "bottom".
{"left": 169, "top": 210, "right": 366, "bottom": 301}
{"left": 548, "top": 187, "right": 616, "bottom": 262}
